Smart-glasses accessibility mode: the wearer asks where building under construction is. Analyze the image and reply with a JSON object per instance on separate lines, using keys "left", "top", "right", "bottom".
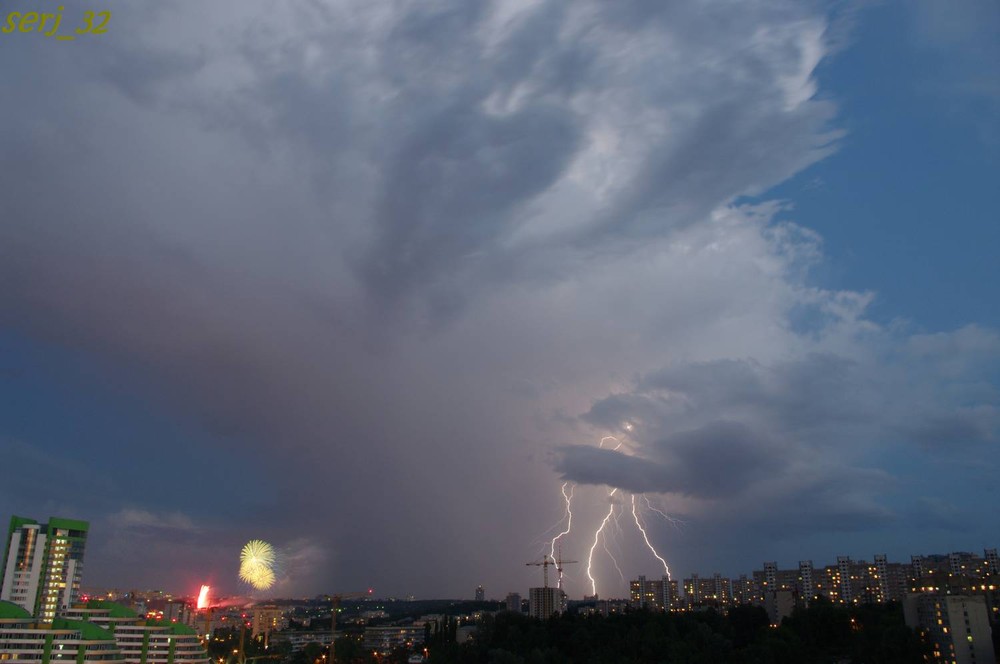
{"left": 527, "top": 587, "right": 566, "bottom": 619}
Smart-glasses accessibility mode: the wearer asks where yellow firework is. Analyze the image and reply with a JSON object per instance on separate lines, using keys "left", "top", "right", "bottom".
{"left": 239, "top": 540, "right": 276, "bottom": 590}
{"left": 240, "top": 562, "right": 275, "bottom": 590}
{"left": 240, "top": 540, "right": 275, "bottom": 568}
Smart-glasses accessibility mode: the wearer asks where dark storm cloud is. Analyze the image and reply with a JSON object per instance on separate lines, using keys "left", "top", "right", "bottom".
{"left": 579, "top": 353, "right": 882, "bottom": 452}
{"left": 906, "top": 498, "right": 972, "bottom": 533}
{"left": 555, "top": 446, "right": 673, "bottom": 494}
{"left": 698, "top": 459, "right": 900, "bottom": 538}
{"left": 0, "top": 439, "right": 116, "bottom": 508}
{"left": 113, "top": 509, "right": 201, "bottom": 538}
{"left": 365, "top": 102, "right": 582, "bottom": 299}
{"left": 637, "top": 353, "right": 879, "bottom": 434}
{"left": 0, "top": 0, "right": 997, "bottom": 596}
{"left": 560, "top": 343, "right": 998, "bottom": 533}
{"left": 69, "top": 0, "right": 838, "bottom": 310}
{"left": 661, "top": 422, "right": 785, "bottom": 497}
{"left": 558, "top": 421, "right": 782, "bottom": 499}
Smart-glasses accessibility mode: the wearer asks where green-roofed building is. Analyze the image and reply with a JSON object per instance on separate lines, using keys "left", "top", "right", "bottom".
{"left": 60, "top": 602, "right": 208, "bottom": 664}
{"left": 63, "top": 600, "right": 139, "bottom": 623}
{"left": 1, "top": 516, "right": 89, "bottom": 623}
{"left": 0, "top": 599, "right": 32, "bottom": 620}
{"left": 0, "top": 600, "right": 123, "bottom": 664}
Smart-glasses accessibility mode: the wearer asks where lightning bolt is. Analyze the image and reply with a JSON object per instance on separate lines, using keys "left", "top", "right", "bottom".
{"left": 548, "top": 482, "right": 575, "bottom": 588}
{"left": 643, "top": 495, "right": 685, "bottom": 528}
{"left": 631, "top": 494, "right": 671, "bottom": 579}
{"left": 576, "top": 432, "right": 684, "bottom": 597}
{"left": 586, "top": 490, "right": 617, "bottom": 596}
{"left": 601, "top": 533, "right": 626, "bottom": 583}
{"left": 609, "top": 502, "right": 624, "bottom": 538}
{"left": 583, "top": 435, "right": 630, "bottom": 597}
{"left": 600, "top": 436, "right": 623, "bottom": 451}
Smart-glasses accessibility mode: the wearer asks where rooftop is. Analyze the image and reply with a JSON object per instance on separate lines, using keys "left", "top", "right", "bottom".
{"left": 145, "top": 618, "right": 198, "bottom": 636}
{"left": 52, "top": 618, "right": 116, "bottom": 642}
{"left": 86, "top": 600, "right": 139, "bottom": 619}
{"left": 0, "top": 601, "right": 32, "bottom": 620}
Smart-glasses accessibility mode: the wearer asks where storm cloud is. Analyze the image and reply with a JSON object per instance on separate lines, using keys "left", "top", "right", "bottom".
{"left": 1, "top": 0, "right": 997, "bottom": 597}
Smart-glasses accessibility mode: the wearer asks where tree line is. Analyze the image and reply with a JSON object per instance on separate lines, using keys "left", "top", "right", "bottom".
{"left": 425, "top": 599, "right": 929, "bottom": 664}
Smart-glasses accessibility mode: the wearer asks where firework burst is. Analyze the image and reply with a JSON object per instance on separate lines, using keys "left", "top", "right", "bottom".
{"left": 239, "top": 539, "right": 276, "bottom": 590}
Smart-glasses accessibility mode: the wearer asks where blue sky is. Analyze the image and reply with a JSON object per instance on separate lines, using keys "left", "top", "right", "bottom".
{"left": 1, "top": 0, "right": 998, "bottom": 599}
{"left": 764, "top": 1, "right": 999, "bottom": 331}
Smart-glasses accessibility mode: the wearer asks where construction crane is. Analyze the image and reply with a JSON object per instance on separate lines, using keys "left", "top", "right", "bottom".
{"left": 555, "top": 547, "right": 578, "bottom": 590}
{"left": 328, "top": 589, "right": 373, "bottom": 664}
{"left": 526, "top": 554, "right": 578, "bottom": 589}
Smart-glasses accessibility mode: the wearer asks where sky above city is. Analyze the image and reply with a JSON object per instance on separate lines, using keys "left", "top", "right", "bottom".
{"left": 1, "top": 0, "right": 998, "bottom": 601}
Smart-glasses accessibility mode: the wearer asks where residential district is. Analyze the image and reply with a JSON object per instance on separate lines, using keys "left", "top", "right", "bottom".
{"left": 1, "top": 515, "right": 997, "bottom": 663}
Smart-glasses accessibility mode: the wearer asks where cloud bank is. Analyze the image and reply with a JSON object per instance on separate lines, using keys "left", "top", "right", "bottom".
{"left": 0, "top": 0, "right": 997, "bottom": 597}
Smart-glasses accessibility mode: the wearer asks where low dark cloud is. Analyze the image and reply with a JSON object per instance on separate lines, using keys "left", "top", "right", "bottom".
{"left": 556, "top": 446, "right": 674, "bottom": 495}
{"left": 905, "top": 498, "right": 972, "bottom": 533}
{"left": 559, "top": 341, "right": 997, "bottom": 542}
{"left": 558, "top": 421, "right": 783, "bottom": 499}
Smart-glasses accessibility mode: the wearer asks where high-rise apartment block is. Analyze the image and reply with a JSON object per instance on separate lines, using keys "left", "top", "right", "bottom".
{"left": 750, "top": 552, "right": 976, "bottom": 609}
{"left": 681, "top": 574, "right": 731, "bottom": 608}
{"left": 753, "top": 562, "right": 800, "bottom": 601}
{"left": 1, "top": 516, "right": 89, "bottom": 622}
{"left": 731, "top": 575, "right": 758, "bottom": 606}
{"left": 649, "top": 547, "right": 997, "bottom": 624}
{"left": 474, "top": 585, "right": 485, "bottom": 602}
{"left": 872, "top": 554, "right": 911, "bottom": 604}
{"left": 629, "top": 575, "right": 678, "bottom": 611}
{"left": 912, "top": 550, "right": 999, "bottom": 592}
{"left": 505, "top": 592, "right": 522, "bottom": 613}
{"left": 986, "top": 548, "right": 999, "bottom": 576}
{"left": 528, "top": 587, "right": 565, "bottom": 619}
{"left": 251, "top": 605, "right": 287, "bottom": 639}
{"left": 0, "top": 515, "right": 209, "bottom": 664}
{"left": 904, "top": 594, "right": 996, "bottom": 664}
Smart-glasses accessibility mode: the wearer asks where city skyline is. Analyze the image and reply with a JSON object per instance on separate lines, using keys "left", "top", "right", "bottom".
{"left": 3, "top": 512, "right": 996, "bottom": 662}
{"left": 2, "top": 0, "right": 999, "bottom": 600}
{"left": 5, "top": 511, "right": 996, "bottom": 608}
